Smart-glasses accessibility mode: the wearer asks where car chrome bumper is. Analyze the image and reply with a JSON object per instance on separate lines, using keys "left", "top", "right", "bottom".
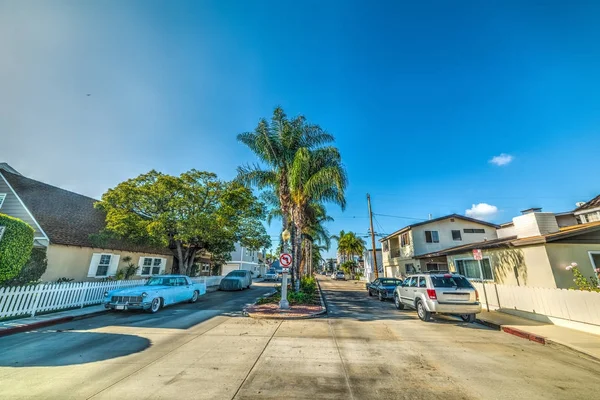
{"left": 104, "top": 302, "right": 151, "bottom": 310}
{"left": 425, "top": 300, "right": 482, "bottom": 314}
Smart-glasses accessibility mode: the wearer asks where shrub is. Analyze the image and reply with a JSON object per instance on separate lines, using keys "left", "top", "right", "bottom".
{"left": 300, "top": 276, "right": 317, "bottom": 295}
{"left": 4, "top": 247, "right": 48, "bottom": 285}
{"left": 566, "top": 264, "right": 600, "bottom": 292}
{"left": 0, "top": 214, "right": 35, "bottom": 284}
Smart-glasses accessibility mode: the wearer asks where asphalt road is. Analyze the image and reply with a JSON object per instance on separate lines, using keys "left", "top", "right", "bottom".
{"left": 1, "top": 277, "right": 599, "bottom": 400}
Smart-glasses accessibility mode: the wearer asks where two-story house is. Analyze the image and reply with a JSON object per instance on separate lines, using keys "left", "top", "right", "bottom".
{"left": 222, "top": 243, "right": 265, "bottom": 277}
{"left": 574, "top": 194, "right": 600, "bottom": 223}
{"left": 0, "top": 163, "right": 174, "bottom": 282}
{"left": 380, "top": 214, "right": 499, "bottom": 278}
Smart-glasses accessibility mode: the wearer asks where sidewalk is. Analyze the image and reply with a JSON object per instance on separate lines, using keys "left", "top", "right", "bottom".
{"left": 477, "top": 310, "right": 600, "bottom": 361}
{"left": 0, "top": 305, "right": 107, "bottom": 337}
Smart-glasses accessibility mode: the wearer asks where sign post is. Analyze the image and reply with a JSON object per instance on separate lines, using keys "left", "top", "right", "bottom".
{"left": 279, "top": 253, "right": 292, "bottom": 309}
{"left": 473, "top": 249, "right": 489, "bottom": 312}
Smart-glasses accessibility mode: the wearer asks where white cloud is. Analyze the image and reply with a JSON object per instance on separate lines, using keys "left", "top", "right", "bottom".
{"left": 465, "top": 203, "right": 498, "bottom": 221}
{"left": 489, "top": 153, "right": 514, "bottom": 166}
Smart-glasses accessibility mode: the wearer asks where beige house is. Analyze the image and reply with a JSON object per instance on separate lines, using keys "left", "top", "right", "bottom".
{"left": 380, "top": 214, "right": 499, "bottom": 278}
{"left": 418, "top": 210, "right": 600, "bottom": 289}
{"left": 0, "top": 164, "right": 173, "bottom": 282}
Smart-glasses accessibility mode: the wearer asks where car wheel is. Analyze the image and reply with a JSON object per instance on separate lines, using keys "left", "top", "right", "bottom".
{"left": 460, "top": 314, "right": 476, "bottom": 323}
{"left": 368, "top": 289, "right": 373, "bottom": 297}
{"left": 394, "top": 294, "right": 404, "bottom": 310}
{"left": 148, "top": 297, "right": 162, "bottom": 314}
{"left": 378, "top": 291, "right": 385, "bottom": 301}
{"left": 416, "top": 300, "right": 431, "bottom": 322}
{"left": 189, "top": 290, "right": 199, "bottom": 303}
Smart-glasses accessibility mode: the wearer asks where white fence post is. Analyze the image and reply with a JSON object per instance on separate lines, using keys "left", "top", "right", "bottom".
{"left": 79, "top": 282, "right": 89, "bottom": 308}
{"left": 30, "top": 284, "right": 43, "bottom": 317}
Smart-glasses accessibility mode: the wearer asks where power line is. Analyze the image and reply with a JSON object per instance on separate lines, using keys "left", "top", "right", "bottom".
{"left": 373, "top": 213, "right": 428, "bottom": 221}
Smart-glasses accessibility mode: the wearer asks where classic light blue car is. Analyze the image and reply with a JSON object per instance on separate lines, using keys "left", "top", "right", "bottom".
{"left": 103, "top": 275, "right": 207, "bottom": 313}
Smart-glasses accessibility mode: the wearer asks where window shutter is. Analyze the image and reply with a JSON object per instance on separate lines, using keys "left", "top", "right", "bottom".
{"left": 138, "top": 257, "right": 146, "bottom": 274}
{"left": 108, "top": 254, "right": 120, "bottom": 276}
{"left": 88, "top": 253, "right": 102, "bottom": 277}
{"left": 160, "top": 258, "right": 167, "bottom": 274}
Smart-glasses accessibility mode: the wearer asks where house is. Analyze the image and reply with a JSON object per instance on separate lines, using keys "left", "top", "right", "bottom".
{"left": 0, "top": 164, "right": 174, "bottom": 282}
{"left": 418, "top": 208, "right": 600, "bottom": 289}
{"left": 574, "top": 195, "right": 600, "bottom": 223}
{"left": 380, "top": 214, "right": 499, "bottom": 278}
{"left": 363, "top": 248, "right": 383, "bottom": 281}
{"left": 222, "top": 243, "right": 265, "bottom": 277}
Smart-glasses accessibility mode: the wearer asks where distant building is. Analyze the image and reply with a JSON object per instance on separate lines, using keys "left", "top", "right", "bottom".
{"left": 363, "top": 248, "right": 383, "bottom": 282}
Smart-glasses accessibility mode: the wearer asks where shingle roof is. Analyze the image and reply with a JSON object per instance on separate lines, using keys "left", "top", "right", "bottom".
{"left": 379, "top": 213, "right": 500, "bottom": 241}
{"left": 1, "top": 171, "right": 170, "bottom": 255}
{"left": 575, "top": 194, "right": 600, "bottom": 212}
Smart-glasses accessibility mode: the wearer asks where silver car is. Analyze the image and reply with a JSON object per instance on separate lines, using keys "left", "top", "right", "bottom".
{"left": 393, "top": 273, "right": 481, "bottom": 322}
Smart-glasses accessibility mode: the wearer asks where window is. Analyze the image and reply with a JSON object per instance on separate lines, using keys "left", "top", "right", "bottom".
{"left": 425, "top": 231, "right": 439, "bottom": 243}
{"left": 202, "top": 263, "right": 210, "bottom": 272}
{"left": 408, "top": 276, "right": 418, "bottom": 287}
{"left": 400, "top": 232, "right": 411, "bottom": 247}
{"left": 405, "top": 263, "right": 416, "bottom": 274}
{"left": 452, "top": 230, "right": 462, "bottom": 241}
{"left": 0, "top": 193, "right": 6, "bottom": 208}
{"left": 464, "top": 228, "right": 485, "bottom": 234}
{"left": 96, "top": 254, "right": 112, "bottom": 277}
{"left": 455, "top": 258, "right": 494, "bottom": 281}
{"left": 176, "top": 277, "right": 188, "bottom": 286}
{"left": 140, "top": 257, "right": 165, "bottom": 276}
{"left": 418, "top": 277, "right": 427, "bottom": 288}
{"left": 431, "top": 276, "right": 473, "bottom": 288}
{"left": 583, "top": 212, "right": 600, "bottom": 223}
{"left": 589, "top": 252, "right": 600, "bottom": 272}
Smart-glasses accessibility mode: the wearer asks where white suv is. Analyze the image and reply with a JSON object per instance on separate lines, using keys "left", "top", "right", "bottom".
{"left": 393, "top": 273, "right": 481, "bottom": 322}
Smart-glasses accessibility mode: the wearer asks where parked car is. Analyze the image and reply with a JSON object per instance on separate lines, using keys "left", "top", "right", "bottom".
{"left": 333, "top": 271, "right": 345, "bottom": 280}
{"left": 367, "top": 278, "right": 403, "bottom": 301}
{"left": 103, "top": 275, "right": 206, "bottom": 313}
{"left": 393, "top": 273, "right": 481, "bottom": 322}
{"left": 264, "top": 268, "right": 279, "bottom": 281}
{"left": 219, "top": 270, "right": 253, "bottom": 291}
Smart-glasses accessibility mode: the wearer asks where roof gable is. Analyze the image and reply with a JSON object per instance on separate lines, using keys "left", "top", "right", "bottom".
{"left": 575, "top": 194, "right": 600, "bottom": 213}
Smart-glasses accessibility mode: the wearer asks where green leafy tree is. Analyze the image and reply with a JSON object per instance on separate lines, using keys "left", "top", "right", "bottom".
{"left": 0, "top": 214, "right": 34, "bottom": 284}
{"left": 96, "top": 170, "right": 271, "bottom": 276}
{"left": 338, "top": 231, "right": 366, "bottom": 263}
{"left": 4, "top": 247, "right": 47, "bottom": 286}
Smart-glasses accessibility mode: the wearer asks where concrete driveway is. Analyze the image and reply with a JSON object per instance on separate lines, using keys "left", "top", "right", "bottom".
{"left": 1, "top": 278, "right": 599, "bottom": 399}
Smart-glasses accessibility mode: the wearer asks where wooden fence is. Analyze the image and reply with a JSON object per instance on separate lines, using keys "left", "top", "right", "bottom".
{"left": 0, "top": 275, "right": 225, "bottom": 319}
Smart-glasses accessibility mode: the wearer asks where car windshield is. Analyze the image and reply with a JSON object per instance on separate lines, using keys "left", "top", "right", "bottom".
{"left": 431, "top": 276, "right": 473, "bottom": 288}
{"left": 380, "top": 279, "right": 401, "bottom": 285}
{"left": 146, "top": 277, "right": 178, "bottom": 286}
{"left": 228, "top": 271, "right": 247, "bottom": 277}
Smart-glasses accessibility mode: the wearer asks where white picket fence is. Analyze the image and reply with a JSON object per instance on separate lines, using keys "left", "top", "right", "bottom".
{"left": 472, "top": 282, "right": 600, "bottom": 326}
{"left": 0, "top": 275, "right": 225, "bottom": 319}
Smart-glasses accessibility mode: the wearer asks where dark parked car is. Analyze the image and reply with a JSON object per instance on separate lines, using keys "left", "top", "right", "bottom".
{"left": 219, "top": 270, "right": 253, "bottom": 291}
{"left": 367, "top": 278, "right": 403, "bottom": 301}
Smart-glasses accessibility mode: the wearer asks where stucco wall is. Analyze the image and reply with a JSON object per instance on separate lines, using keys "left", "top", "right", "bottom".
{"left": 447, "top": 245, "right": 557, "bottom": 288}
{"left": 43, "top": 244, "right": 174, "bottom": 282}
{"left": 545, "top": 243, "right": 600, "bottom": 289}
{"left": 412, "top": 219, "right": 497, "bottom": 256}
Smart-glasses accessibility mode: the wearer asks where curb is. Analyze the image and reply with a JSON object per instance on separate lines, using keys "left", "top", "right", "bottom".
{"left": 0, "top": 309, "right": 107, "bottom": 338}
{"left": 245, "top": 278, "right": 328, "bottom": 320}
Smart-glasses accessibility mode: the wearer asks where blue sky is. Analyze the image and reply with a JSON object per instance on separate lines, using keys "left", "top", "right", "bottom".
{"left": 2, "top": 1, "right": 600, "bottom": 257}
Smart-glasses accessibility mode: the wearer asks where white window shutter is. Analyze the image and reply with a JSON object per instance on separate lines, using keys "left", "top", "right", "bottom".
{"left": 108, "top": 254, "right": 120, "bottom": 276}
{"left": 88, "top": 253, "right": 102, "bottom": 277}
{"left": 160, "top": 258, "right": 167, "bottom": 274}
{"left": 138, "top": 257, "right": 145, "bottom": 275}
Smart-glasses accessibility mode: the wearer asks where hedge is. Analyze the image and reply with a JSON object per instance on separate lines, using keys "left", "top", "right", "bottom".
{"left": 0, "top": 213, "right": 35, "bottom": 284}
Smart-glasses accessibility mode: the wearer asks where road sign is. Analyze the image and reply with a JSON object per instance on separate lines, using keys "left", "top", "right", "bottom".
{"left": 279, "top": 253, "right": 292, "bottom": 267}
{"left": 473, "top": 249, "right": 483, "bottom": 261}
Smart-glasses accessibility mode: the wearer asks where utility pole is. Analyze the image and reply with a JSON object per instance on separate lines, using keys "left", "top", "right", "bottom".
{"left": 367, "top": 193, "right": 379, "bottom": 279}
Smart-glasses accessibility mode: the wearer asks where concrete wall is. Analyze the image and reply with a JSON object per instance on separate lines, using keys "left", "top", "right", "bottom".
{"left": 43, "top": 244, "right": 174, "bottom": 282}
{"left": 412, "top": 219, "right": 497, "bottom": 256}
{"left": 545, "top": 243, "right": 600, "bottom": 289}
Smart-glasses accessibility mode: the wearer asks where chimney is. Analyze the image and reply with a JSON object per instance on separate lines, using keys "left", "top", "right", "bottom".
{"left": 512, "top": 211, "right": 559, "bottom": 239}
{"left": 428, "top": 213, "right": 432, "bottom": 220}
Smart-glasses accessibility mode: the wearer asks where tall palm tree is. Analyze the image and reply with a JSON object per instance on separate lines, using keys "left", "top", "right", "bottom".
{"left": 237, "top": 107, "right": 334, "bottom": 285}
{"left": 288, "top": 147, "right": 347, "bottom": 279}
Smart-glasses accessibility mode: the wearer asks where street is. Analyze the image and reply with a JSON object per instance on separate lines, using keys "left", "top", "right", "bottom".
{"left": 1, "top": 278, "right": 599, "bottom": 399}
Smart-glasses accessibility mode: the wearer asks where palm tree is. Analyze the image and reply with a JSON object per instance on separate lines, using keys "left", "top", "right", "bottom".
{"left": 300, "top": 202, "right": 333, "bottom": 276}
{"left": 237, "top": 107, "right": 334, "bottom": 285}
{"left": 337, "top": 231, "right": 366, "bottom": 278}
{"left": 288, "top": 147, "right": 347, "bottom": 280}
{"left": 331, "top": 230, "right": 347, "bottom": 263}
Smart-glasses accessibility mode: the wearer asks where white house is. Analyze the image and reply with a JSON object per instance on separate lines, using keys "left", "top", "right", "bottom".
{"left": 222, "top": 243, "right": 265, "bottom": 277}
{"left": 363, "top": 248, "right": 383, "bottom": 282}
{"left": 380, "top": 214, "right": 499, "bottom": 278}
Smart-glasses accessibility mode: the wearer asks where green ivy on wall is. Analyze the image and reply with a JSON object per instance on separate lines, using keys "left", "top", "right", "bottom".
{"left": 0, "top": 213, "right": 35, "bottom": 284}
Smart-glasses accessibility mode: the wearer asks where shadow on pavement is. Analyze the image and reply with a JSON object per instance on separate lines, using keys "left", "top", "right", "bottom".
{"left": 0, "top": 331, "right": 151, "bottom": 367}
